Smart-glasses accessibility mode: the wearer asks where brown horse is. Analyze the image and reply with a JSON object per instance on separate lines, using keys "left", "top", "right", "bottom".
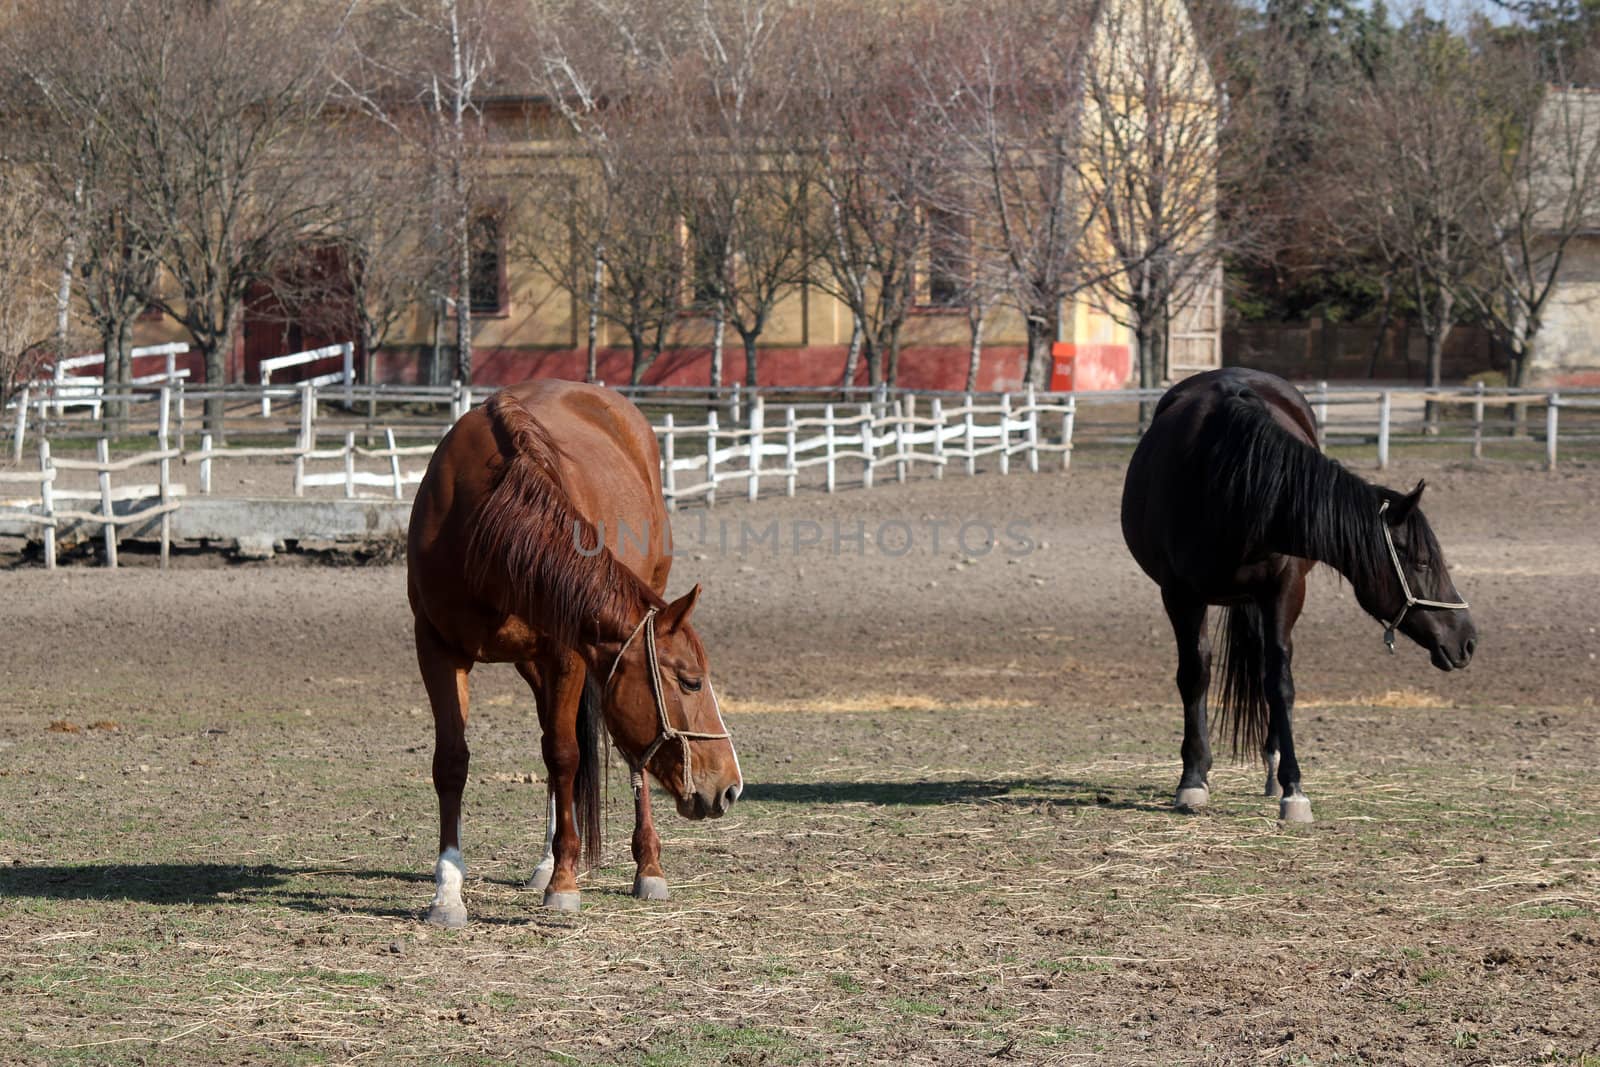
{"left": 407, "top": 380, "right": 742, "bottom": 925}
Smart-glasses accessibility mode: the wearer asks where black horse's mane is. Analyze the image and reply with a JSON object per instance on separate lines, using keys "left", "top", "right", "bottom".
{"left": 1196, "top": 389, "right": 1444, "bottom": 591}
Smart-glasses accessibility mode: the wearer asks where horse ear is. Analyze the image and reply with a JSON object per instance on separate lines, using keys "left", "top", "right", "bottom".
{"left": 659, "top": 584, "right": 702, "bottom": 632}
{"left": 1386, "top": 480, "right": 1426, "bottom": 526}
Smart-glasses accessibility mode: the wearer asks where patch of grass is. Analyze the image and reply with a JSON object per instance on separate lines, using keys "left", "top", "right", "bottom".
{"left": 829, "top": 972, "right": 862, "bottom": 993}
{"left": 888, "top": 996, "right": 945, "bottom": 1018}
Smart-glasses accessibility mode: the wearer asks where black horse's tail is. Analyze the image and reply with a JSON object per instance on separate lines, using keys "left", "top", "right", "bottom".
{"left": 1213, "top": 604, "right": 1269, "bottom": 759}
{"left": 574, "top": 676, "right": 606, "bottom": 871}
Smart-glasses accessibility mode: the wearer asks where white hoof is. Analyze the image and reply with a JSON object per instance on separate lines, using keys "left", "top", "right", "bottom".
{"left": 1174, "top": 786, "right": 1210, "bottom": 812}
{"left": 1264, "top": 775, "right": 1284, "bottom": 798}
{"left": 1279, "top": 795, "right": 1314, "bottom": 824}
{"left": 426, "top": 902, "right": 468, "bottom": 928}
{"left": 525, "top": 862, "right": 554, "bottom": 892}
{"left": 632, "top": 875, "right": 670, "bottom": 901}
{"left": 543, "top": 890, "right": 581, "bottom": 912}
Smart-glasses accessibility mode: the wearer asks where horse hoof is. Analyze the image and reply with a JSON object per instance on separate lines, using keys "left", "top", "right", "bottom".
{"left": 525, "top": 864, "right": 554, "bottom": 892}
{"left": 426, "top": 902, "right": 469, "bottom": 928}
{"left": 1174, "top": 786, "right": 1210, "bottom": 812}
{"left": 543, "top": 890, "right": 581, "bottom": 912}
{"left": 1264, "top": 777, "right": 1284, "bottom": 798}
{"left": 632, "top": 875, "right": 671, "bottom": 901}
{"left": 1278, "top": 796, "right": 1314, "bottom": 824}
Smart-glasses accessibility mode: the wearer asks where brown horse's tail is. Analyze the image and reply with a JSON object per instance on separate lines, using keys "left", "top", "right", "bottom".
{"left": 575, "top": 676, "right": 605, "bottom": 871}
{"left": 1213, "top": 604, "right": 1269, "bottom": 759}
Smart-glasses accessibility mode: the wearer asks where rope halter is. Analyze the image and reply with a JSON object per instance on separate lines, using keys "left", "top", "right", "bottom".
{"left": 604, "top": 606, "right": 730, "bottom": 797}
{"left": 1377, "top": 500, "right": 1469, "bottom": 653}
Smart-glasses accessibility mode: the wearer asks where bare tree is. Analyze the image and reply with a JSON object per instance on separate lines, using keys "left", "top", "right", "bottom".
{"left": 0, "top": 165, "right": 57, "bottom": 410}
{"left": 1458, "top": 50, "right": 1600, "bottom": 389}
{"left": 1077, "top": 0, "right": 1235, "bottom": 420}
{"left": 804, "top": 0, "right": 951, "bottom": 388}
{"left": 1322, "top": 12, "right": 1497, "bottom": 420}
{"left": 336, "top": 0, "right": 504, "bottom": 385}
{"left": 5, "top": 0, "right": 167, "bottom": 430}
{"left": 932, "top": 0, "right": 1105, "bottom": 390}
{"left": 71, "top": 0, "right": 356, "bottom": 434}
{"left": 680, "top": 0, "right": 816, "bottom": 389}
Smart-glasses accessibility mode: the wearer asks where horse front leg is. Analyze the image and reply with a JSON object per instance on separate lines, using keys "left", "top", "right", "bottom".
{"left": 631, "top": 774, "right": 670, "bottom": 900}
{"left": 1162, "top": 587, "right": 1213, "bottom": 812}
{"left": 1263, "top": 579, "right": 1311, "bottom": 823}
{"left": 416, "top": 618, "right": 473, "bottom": 927}
{"left": 534, "top": 651, "right": 587, "bottom": 912}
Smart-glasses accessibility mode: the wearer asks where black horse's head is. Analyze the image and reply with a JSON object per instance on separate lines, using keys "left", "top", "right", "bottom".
{"left": 1364, "top": 480, "right": 1477, "bottom": 671}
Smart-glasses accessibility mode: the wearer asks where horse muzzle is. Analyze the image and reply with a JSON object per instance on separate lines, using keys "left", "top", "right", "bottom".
{"left": 676, "top": 780, "right": 742, "bottom": 821}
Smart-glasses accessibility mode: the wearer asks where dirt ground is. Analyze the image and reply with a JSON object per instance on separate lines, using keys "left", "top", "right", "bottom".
{"left": 1, "top": 452, "right": 1597, "bottom": 1065}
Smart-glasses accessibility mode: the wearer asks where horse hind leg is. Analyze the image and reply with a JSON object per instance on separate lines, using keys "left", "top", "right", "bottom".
{"left": 1263, "top": 583, "right": 1312, "bottom": 823}
{"left": 416, "top": 618, "right": 473, "bottom": 928}
{"left": 1162, "top": 588, "right": 1213, "bottom": 813}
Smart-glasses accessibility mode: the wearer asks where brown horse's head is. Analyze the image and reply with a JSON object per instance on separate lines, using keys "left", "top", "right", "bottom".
{"left": 603, "top": 585, "right": 743, "bottom": 820}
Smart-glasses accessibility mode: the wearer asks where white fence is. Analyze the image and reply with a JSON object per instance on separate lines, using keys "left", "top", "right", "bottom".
{"left": 4, "top": 379, "right": 1599, "bottom": 568}
{"left": 1, "top": 386, "right": 181, "bottom": 569}
{"left": 258, "top": 342, "right": 355, "bottom": 415}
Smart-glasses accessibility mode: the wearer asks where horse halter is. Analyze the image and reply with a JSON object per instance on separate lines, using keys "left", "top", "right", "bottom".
{"left": 604, "top": 607, "right": 729, "bottom": 796}
{"left": 1377, "top": 500, "right": 1469, "bottom": 654}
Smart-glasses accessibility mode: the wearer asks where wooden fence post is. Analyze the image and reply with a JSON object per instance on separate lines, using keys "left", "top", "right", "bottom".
{"left": 747, "top": 396, "right": 764, "bottom": 502}
{"left": 662, "top": 414, "right": 677, "bottom": 512}
{"left": 1377, "top": 391, "right": 1391, "bottom": 471}
{"left": 294, "top": 383, "right": 315, "bottom": 497}
{"left": 343, "top": 342, "right": 355, "bottom": 409}
{"left": 931, "top": 397, "right": 945, "bottom": 480}
{"left": 894, "top": 398, "right": 908, "bottom": 484}
{"left": 158, "top": 386, "right": 171, "bottom": 569}
{"left": 824, "top": 404, "right": 837, "bottom": 493}
{"left": 964, "top": 393, "right": 976, "bottom": 476}
{"left": 785, "top": 406, "right": 797, "bottom": 497}
{"left": 38, "top": 439, "right": 55, "bottom": 571}
{"left": 175, "top": 380, "right": 187, "bottom": 453}
{"left": 386, "top": 428, "right": 403, "bottom": 500}
{"left": 1314, "top": 380, "right": 1328, "bottom": 451}
{"left": 12, "top": 384, "right": 28, "bottom": 462}
{"left": 728, "top": 382, "right": 742, "bottom": 427}
{"left": 1546, "top": 393, "right": 1559, "bottom": 472}
{"left": 1472, "top": 380, "right": 1485, "bottom": 461}
{"left": 200, "top": 432, "right": 213, "bottom": 495}
{"left": 343, "top": 430, "right": 357, "bottom": 499}
{"left": 96, "top": 437, "right": 117, "bottom": 569}
{"left": 1063, "top": 395, "right": 1076, "bottom": 472}
{"left": 860, "top": 402, "right": 875, "bottom": 490}
{"left": 999, "top": 393, "right": 1011, "bottom": 476}
{"left": 1025, "top": 385, "right": 1040, "bottom": 473}
{"left": 706, "top": 409, "right": 719, "bottom": 508}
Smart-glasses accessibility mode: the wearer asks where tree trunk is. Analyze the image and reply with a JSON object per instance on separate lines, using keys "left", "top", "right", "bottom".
{"left": 453, "top": 195, "right": 473, "bottom": 385}
{"left": 885, "top": 322, "right": 904, "bottom": 389}
{"left": 1135, "top": 314, "right": 1169, "bottom": 433}
{"left": 586, "top": 246, "right": 603, "bottom": 384}
{"left": 862, "top": 336, "right": 882, "bottom": 388}
{"left": 840, "top": 316, "right": 862, "bottom": 391}
{"left": 965, "top": 304, "right": 988, "bottom": 394}
{"left": 710, "top": 301, "right": 726, "bottom": 390}
{"left": 629, "top": 328, "right": 648, "bottom": 386}
{"left": 1423, "top": 291, "right": 1452, "bottom": 433}
{"left": 99, "top": 318, "right": 131, "bottom": 435}
{"left": 741, "top": 331, "right": 759, "bottom": 389}
{"left": 1023, "top": 316, "right": 1054, "bottom": 391}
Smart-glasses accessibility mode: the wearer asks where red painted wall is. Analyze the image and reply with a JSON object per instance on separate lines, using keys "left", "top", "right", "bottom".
{"left": 373, "top": 344, "right": 1041, "bottom": 393}
{"left": 1048, "top": 343, "right": 1133, "bottom": 391}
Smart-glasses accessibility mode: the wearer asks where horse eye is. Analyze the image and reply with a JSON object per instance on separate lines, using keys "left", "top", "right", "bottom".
{"left": 679, "top": 676, "right": 703, "bottom": 693}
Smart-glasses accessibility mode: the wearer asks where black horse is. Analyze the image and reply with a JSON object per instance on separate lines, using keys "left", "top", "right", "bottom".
{"left": 1121, "top": 368, "right": 1477, "bottom": 822}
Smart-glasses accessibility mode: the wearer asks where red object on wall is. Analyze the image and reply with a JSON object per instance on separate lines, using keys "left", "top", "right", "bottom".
{"left": 1050, "top": 342, "right": 1076, "bottom": 390}
{"left": 1050, "top": 341, "right": 1131, "bottom": 391}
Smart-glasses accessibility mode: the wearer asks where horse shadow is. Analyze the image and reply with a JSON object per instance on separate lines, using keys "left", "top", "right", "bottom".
{"left": 0, "top": 862, "right": 426, "bottom": 917}
{"left": 742, "top": 777, "right": 1164, "bottom": 812}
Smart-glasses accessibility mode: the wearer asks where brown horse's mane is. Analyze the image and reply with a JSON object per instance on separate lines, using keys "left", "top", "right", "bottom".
{"left": 465, "top": 391, "right": 665, "bottom": 650}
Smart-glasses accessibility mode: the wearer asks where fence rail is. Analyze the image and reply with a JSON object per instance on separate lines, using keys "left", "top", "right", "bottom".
{"left": 5, "top": 378, "right": 1598, "bottom": 568}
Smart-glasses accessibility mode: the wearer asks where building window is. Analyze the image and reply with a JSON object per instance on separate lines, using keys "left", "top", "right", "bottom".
{"left": 920, "top": 205, "right": 967, "bottom": 309}
{"left": 468, "top": 211, "right": 506, "bottom": 315}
